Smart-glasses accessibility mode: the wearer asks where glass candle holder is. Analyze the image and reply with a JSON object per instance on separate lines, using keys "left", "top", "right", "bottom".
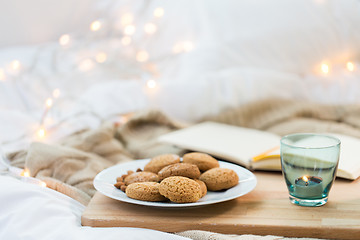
{"left": 280, "top": 133, "right": 340, "bottom": 207}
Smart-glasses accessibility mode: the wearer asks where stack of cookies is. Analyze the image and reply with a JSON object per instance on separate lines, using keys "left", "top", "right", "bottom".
{"left": 114, "top": 152, "right": 239, "bottom": 203}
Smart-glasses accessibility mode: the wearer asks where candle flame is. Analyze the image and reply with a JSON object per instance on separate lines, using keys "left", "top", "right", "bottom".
{"left": 302, "top": 176, "right": 309, "bottom": 182}
{"left": 39, "top": 181, "right": 47, "bottom": 187}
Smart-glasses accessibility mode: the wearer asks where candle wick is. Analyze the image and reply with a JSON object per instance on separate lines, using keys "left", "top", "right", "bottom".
{"left": 305, "top": 181, "right": 309, "bottom": 186}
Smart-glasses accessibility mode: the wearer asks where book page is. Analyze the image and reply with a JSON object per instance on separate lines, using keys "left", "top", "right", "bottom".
{"left": 158, "top": 122, "right": 281, "bottom": 168}
{"left": 329, "top": 134, "right": 360, "bottom": 180}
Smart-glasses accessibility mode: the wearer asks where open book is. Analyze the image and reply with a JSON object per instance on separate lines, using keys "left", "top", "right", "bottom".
{"left": 158, "top": 121, "right": 360, "bottom": 180}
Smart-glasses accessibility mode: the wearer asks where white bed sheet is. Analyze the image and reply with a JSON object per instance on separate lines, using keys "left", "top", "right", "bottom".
{"left": 0, "top": 175, "right": 189, "bottom": 240}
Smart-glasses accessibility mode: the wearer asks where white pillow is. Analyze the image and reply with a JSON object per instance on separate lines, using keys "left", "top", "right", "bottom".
{"left": 148, "top": 0, "right": 360, "bottom": 74}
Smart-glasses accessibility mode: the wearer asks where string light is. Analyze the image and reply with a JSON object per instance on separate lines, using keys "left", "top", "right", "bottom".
{"left": 121, "top": 36, "right": 132, "bottom": 46}
{"left": 20, "top": 168, "right": 47, "bottom": 187}
{"left": 0, "top": 68, "right": 5, "bottom": 81}
{"left": 96, "top": 52, "right": 107, "bottom": 63}
{"left": 136, "top": 51, "right": 149, "bottom": 62}
{"left": 173, "top": 43, "right": 183, "bottom": 54}
{"left": 144, "top": 23, "right": 157, "bottom": 34}
{"left": 314, "top": 0, "right": 326, "bottom": 4}
{"left": 45, "top": 98, "right": 53, "bottom": 108}
{"left": 154, "top": 8, "right": 164, "bottom": 18}
{"left": 121, "top": 13, "right": 134, "bottom": 26}
{"left": 183, "top": 41, "right": 194, "bottom": 52}
{"left": 321, "top": 63, "right": 329, "bottom": 74}
{"left": 124, "top": 25, "right": 136, "bottom": 35}
{"left": 21, "top": 168, "right": 30, "bottom": 177}
{"left": 52, "top": 88, "right": 60, "bottom": 99}
{"left": 114, "top": 115, "right": 129, "bottom": 127}
{"left": 346, "top": 61, "right": 355, "bottom": 72}
{"left": 78, "top": 59, "right": 95, "bottom": 72}
{"left": 36, "top": 127, "right": 46, "bottom": 138}
{"left": 90, "top": 20, "right": 102, "bottom": 32}
{"left": 10, "top": 60, "right": 21, "bottom": 71}
{"left": 59, "top": 34, "right": 70, "bottom": 47}
{"left": 173, "top": 41, "right": 194, "bottom": 53}
{"left": 146, "top": 79, "right": 157, "bottom": 89}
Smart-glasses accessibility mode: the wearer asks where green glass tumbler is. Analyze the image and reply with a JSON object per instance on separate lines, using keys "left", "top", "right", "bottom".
{"left": 280, "top": 133, "right": 340, "bottom": 207}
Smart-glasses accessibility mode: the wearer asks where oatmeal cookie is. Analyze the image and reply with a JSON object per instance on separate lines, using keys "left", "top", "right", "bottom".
{"left": 194, "top": 179, "right": 207, "bottom": 198}
{"left": 199, "top": 168, "right": 239, "bottom": 191}
{"left": 182, "top": 152, "right": 219, "bottom": 171}
{"left": 159, "top": 176, "right": 202, "bottom": 203}
{"left": 124, "top": 171, "right": 159, "bottom": 185}
{"left": 144, "top": 154, "right": 181, "bottom": 173}
{"left": 125, "top": 182, "right": 168, "bottom": 202}
{"left": 158, "top": 163, "right": 200, "bottom": 180}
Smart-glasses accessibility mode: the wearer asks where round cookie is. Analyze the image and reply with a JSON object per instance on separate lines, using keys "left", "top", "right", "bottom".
{"left": 182, "top": 152, "right": 219, "bottom": 172}
{"left": 144, "top": 154, "right": 181, "bottom": 173}
{"left": 194, "top": 179, "right": 207, "bottom": 198}
{"left": 199, "top": 168, "right": 239, "bottom": 191}
{"left": 159, "top": 176, "right": 202, "bottom": 203}
{"left": 124, "top": 172, "right": 159, "bottom": 186}
{"left": 125, "top": 182, "right": 168, "bottom": 202}
{"left": 158, "top": 163, "right": 200, "bottom": 180}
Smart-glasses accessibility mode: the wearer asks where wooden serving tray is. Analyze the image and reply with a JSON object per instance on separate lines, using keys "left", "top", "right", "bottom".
{"left": 82, "top": 172, "right": 360, "bottom": 239}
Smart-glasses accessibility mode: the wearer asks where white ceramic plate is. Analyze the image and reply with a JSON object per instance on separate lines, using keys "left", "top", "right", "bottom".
{"left": 94, "top": 159, "right": 257, "bottom": 208}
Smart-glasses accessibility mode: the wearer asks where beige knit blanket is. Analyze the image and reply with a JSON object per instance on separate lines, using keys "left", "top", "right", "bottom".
{"left": 9, "top": 98, "right": 360, "bottom": 240}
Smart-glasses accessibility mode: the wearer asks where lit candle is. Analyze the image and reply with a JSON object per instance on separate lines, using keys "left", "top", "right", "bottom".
{"left": 294, "top": 176, "right": 323, "bottom": 198}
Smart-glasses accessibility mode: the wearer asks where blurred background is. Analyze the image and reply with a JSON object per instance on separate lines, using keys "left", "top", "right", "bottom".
{"left": 0, "top": 0, "right": 359, "bottom": 151}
